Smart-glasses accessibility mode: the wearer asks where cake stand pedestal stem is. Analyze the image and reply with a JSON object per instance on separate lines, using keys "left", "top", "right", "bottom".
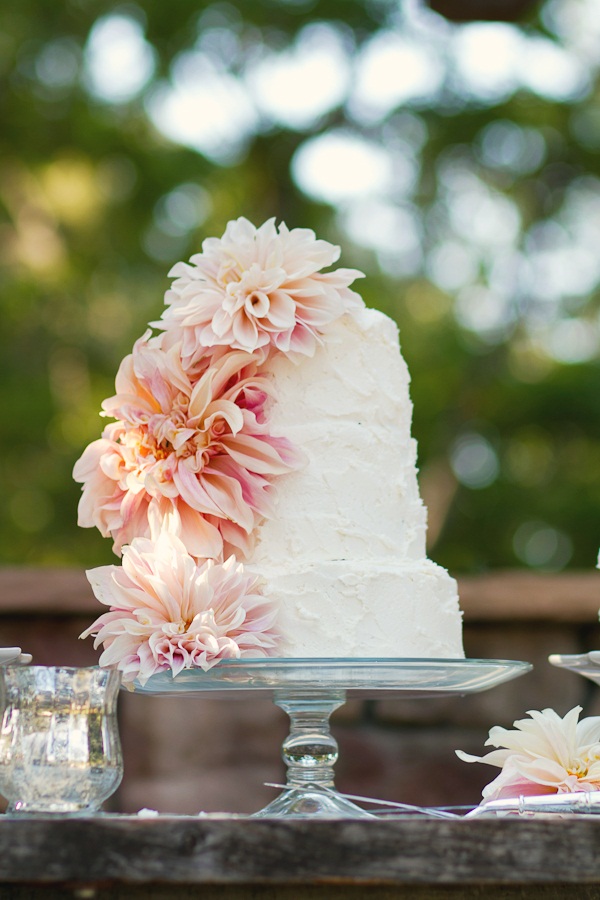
{"left": 252, "top": 689, "right": 375, "bottom": 819}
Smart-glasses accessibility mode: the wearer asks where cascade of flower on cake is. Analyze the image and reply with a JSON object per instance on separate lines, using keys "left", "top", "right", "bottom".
{"left": 75, "top": 217, "right": 463, "bottom": 686}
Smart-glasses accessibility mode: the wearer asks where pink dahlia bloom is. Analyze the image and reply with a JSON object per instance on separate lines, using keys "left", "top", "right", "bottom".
{"left": 457, "top": 707, "right": 600, "bottom": 803}
{"left": 73, "top": 331, "right": 300, "bottom": 559}
{"left": 160, "top": 216, "right": 364, "bottom": 362}
{"left": 81, "top": 532, "right": 278, "bottom": 686}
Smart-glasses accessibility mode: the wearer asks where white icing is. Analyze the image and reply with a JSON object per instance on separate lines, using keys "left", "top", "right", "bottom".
{"left": 259, "top": 561, "right": 463, "bottom": 658}
{"left": 248, "top": 306, "right": 464, "bottom": 659}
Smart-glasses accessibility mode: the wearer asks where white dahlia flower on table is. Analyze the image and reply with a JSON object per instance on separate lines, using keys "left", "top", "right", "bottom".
{"left": 457, "top": 706, "right": 600, "bottom": 802}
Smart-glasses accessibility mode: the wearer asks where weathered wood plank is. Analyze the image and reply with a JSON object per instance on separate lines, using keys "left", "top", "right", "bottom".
{"left": 0, "top": 567, "right": 97, "bottom": 613}
{"left": 458, "top": 571, "right": 600, "bottom": 622}
{"left": 1, "top": 886, "right": 599, "bottom": 900}
{"left": 0, "top": 817, "right": 600, "bottom": 887}
{"left": 0, "top": 885, "right": 598, "bottom": 900}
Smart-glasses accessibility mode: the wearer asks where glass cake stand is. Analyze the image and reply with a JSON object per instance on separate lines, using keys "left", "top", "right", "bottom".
{"left": 135, "top": 657, "right": 531, "bottom": 818}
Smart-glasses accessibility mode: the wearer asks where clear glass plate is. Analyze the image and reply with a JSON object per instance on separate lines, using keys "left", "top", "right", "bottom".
{"left": 549, "top": 652, "right": 600, "bottom": 686}
{"left": 134, "top": 657, "right": 532, "bottom": 699}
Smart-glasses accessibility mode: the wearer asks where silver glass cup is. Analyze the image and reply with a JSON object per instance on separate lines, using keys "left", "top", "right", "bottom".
{"left": 0, "top": 665, "right": 123, "bottom": 815}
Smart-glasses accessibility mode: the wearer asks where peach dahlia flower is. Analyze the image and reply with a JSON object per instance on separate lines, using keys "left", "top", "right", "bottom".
{"left": 161, "top": 216, "right": 364, "bottom": 362}
{"left": 81, "top": 532, "right": 278, "bottom": 686}
{"left": 457, "top": 706, "right": 600, "bottom": 802}
{"left": 73, "top": 331, "right": 300, "bottom": 559}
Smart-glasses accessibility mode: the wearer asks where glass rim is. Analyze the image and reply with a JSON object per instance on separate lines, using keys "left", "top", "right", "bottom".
{"left": 1, "top": 664, "right": 116, "bottom": 675}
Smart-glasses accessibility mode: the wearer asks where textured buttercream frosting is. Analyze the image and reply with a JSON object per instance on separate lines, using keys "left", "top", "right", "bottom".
{"left": 249, "top": 306, "right": 464, "bottom": 659}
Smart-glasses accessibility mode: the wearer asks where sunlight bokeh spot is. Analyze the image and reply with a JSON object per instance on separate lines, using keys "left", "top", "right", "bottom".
{"left": 519, "top": 35, "right": 590, "bottom": 100}
{"left": 477, "top": 120, "right": 546, "bottom": 175}
{"left": 248, "top": 24, "right": 350, "bottom": 129}
{"left": 513, "top": 521, "right": 573, "bottom": 570}
{"left": 153, "top": 184, "right": 212, "bottom": 237}
{"left": 147, "top": 54, "right": 257, "bottom": 163}
{"left": 292, "top": 131, "right": 392, "bottom": 204}
{"left": 452, "top": 23, "right": 522, "bottom": 102}
{"left": 35, "top": 39, "right": 80, "bottom": 90}
{"left": 83, "top": 13, "right": 156, "bottom": 103}
{"left": 455, "top": 285, "right": 515, "bottom": 343}
{"left": 426, "top": 241, "right": 479, "bottom": 292}
{"left": 537, "top": 318, "right": 598, "bottom": 364}
{"left": 450, "top": 433, "right": 499, "bottom": 489}
{"left": 350, "top": 31, "right": 443, "bottom": 122}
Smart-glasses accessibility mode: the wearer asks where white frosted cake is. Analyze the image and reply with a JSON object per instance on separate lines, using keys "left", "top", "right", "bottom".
{"left": 77, "top": 217, "right": 464, "bottom": 686}
{"left": 249, "top": 306, "right": 464, "bottom": 659}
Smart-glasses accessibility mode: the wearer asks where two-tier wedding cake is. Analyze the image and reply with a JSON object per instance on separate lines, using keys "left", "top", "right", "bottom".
{"left": 250, "top": 306, "right": 463, "bottom": 658}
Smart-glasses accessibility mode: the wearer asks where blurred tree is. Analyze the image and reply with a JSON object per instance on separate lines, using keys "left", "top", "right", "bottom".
{"left": 0, "top": 0, "right": 599, "bottom": 575}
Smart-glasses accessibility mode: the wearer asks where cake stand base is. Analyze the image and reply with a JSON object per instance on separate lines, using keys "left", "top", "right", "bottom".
{"left": 254, "top": 785, "right": 373, "bottom": 818}
{"left": 252, "top": 689, "right": 375, "bottom": 819}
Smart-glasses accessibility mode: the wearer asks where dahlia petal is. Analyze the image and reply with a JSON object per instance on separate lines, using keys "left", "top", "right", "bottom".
{"left": 253, "top": 294, "right": 294, "bottom": 333}
{"left": 231, "top": 311, "right": 259, "bottom": 350}
{"left": 224, "top": 433, "right": 298, "bottom": 476}
{"left": 188, "top": 367, "right": 216, "bottom": 420}
{"left": 285, "top": 323, "right": 320, "bottom": 355}
{"left": 158, "top": 497, "right": 223, "bottom": 561}
{"left": 172, "top": 464, "right": 220, "bottom": 516}
{"left": 202, "top": 399, "right": 244, "bottom": 435}
{"left": 201, "top": 469, "right": 255, "bottom": 531}
{"left": 167, "top": 261, "right": 195, "bottom": 280}
{"left": 97, "top": 632, "right": 145, "bottom": 667}
{"left": 511, "top": 756, "right": 573, "bottom": 787}
{"left": 213, "top": 516, "right": 253, "bottom": 559}
{"left": 73, "top": 439, "right": 115, "bottom": 483}
{"left": 483, "top": 772, "right": 558, "bottom": 803}
{"left": 315, "top": 267, "right": 365, "bottom": 288}
{"left": 85, "top": 565, "right": 134, "bottom": 611}
{"left": 208, "top": 350, "right": 259, "bottom": 398}
{"left": 211, "top": 306, "right": 233, "bottom": 339}
{"left": 455, "top": 748, "right": 512, "bottom": 767}
{"left": 99, "top": 448, "right": 127, "bottom": 483}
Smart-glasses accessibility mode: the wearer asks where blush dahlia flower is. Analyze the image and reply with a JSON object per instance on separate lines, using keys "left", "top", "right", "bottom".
{"left": 81, "top": 532, "right": 278, "bottom": 686}
{"left": 160, "top": 216, "right": 364, "bottom": 362}
{"left": 73, "top": 331, "right": 300, "bottom": 560}
{"left": 457, "top": 706, "right": 600, "bottom": 802}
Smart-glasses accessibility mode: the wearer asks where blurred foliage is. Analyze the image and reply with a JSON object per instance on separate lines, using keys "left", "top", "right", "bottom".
{"left": 1, "top": 0, "right": 599, "bottom": 574}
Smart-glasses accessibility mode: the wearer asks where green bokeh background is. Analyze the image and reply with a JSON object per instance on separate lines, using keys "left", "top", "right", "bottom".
{"left": 1, "top": 0, "right": 599, "bottom": 574}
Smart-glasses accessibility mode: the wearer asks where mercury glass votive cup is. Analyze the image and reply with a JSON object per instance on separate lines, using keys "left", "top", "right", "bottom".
{"left": 0, "top": 665, "right": 123, "bottom": 815}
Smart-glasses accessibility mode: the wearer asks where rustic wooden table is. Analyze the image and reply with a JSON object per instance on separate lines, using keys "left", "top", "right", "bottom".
{"left": 1, "top": 815, "right": 600, "bottom": 899}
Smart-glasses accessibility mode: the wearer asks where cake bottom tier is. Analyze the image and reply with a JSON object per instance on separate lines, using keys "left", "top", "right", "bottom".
{"left": 251, "top": 560, "right": 464, "bottom": 659}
